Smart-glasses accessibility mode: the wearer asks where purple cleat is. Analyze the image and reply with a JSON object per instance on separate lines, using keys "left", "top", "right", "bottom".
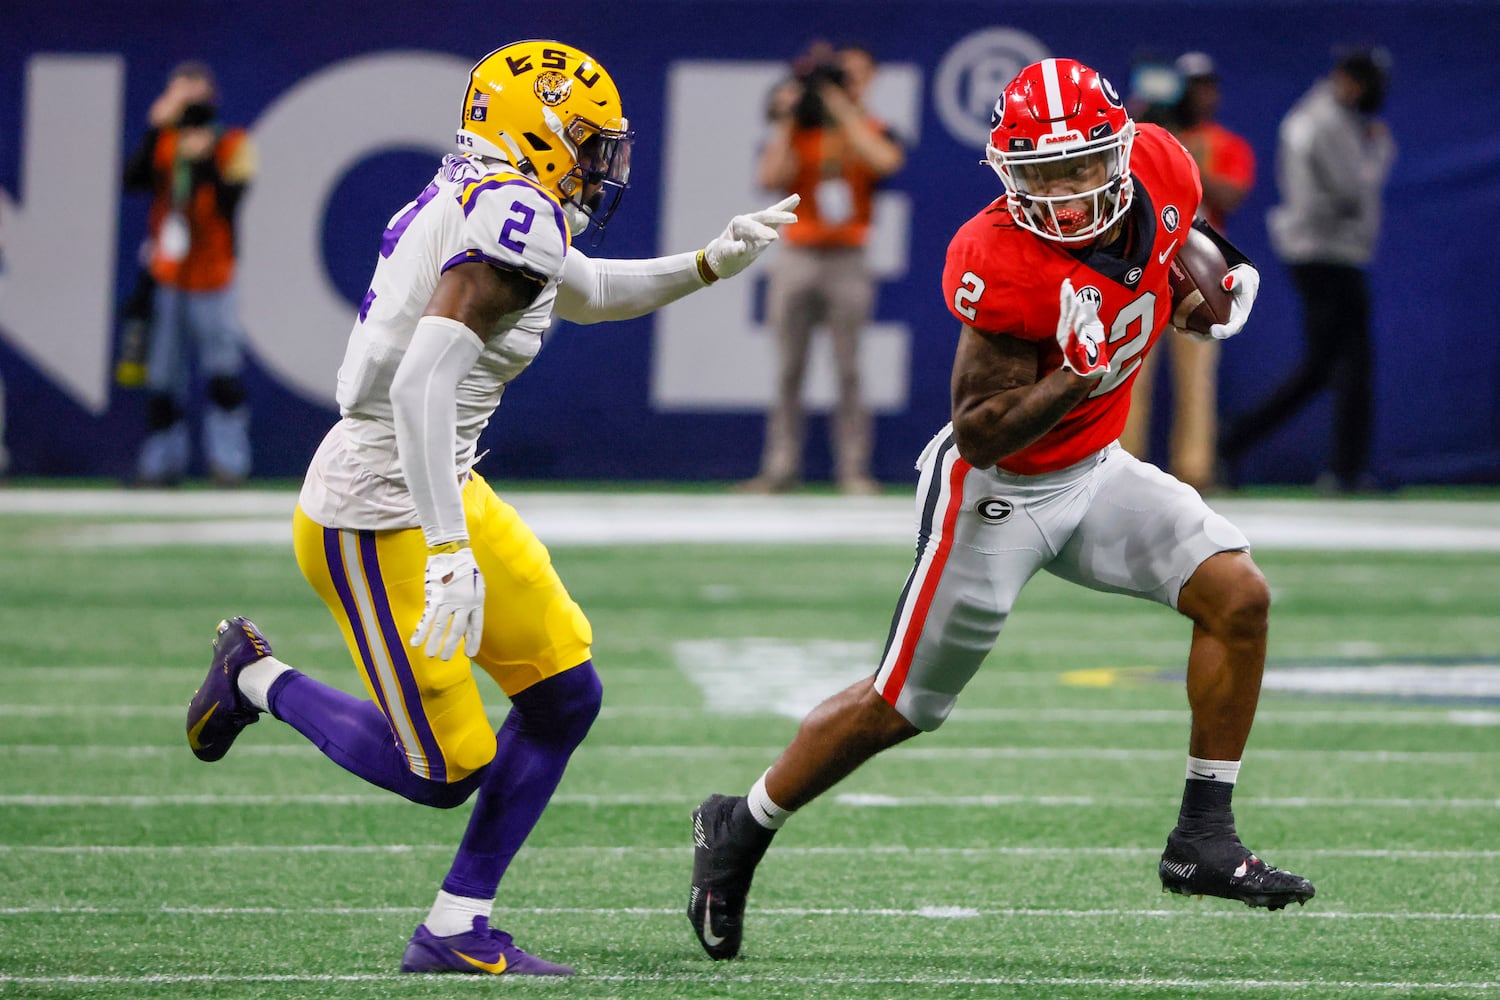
{"left": 185, "top": 617, "right": 270, "bottom": 762}
{"left": 400, "top": 916, "right": 574, "bottom": 976}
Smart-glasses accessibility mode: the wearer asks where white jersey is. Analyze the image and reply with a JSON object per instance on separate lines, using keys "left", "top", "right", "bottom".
{"left": 299, "top": 154, "right": 571, "bottom": 530}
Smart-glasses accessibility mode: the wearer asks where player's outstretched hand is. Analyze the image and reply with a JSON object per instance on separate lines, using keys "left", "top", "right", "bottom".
{"left": 1206, "top": 263, "right": 1259, "bottom": 341}
{"left": 702, "top": 194, "right": 801, "bottom": 280}
{"left": 411, "top": 548, "right": 485, "bottom": 660}
{"left": 1056, "top": 278, "right": 1109, "bottom": 379}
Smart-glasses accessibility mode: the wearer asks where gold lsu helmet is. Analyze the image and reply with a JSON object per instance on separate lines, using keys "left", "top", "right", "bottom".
{"left": 458, "top": 40, "right": 632, "bottom": 235}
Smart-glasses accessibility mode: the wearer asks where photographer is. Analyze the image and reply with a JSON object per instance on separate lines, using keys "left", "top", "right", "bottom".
{"left": 122, "top": 60, "right": 256, "bottom": 487}
{"left": 743, "top": 42, "right": 904, "bottom": 495}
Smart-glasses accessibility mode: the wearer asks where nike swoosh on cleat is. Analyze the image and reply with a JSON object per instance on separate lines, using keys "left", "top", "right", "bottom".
{"left": 453, "top": 949, "right": 508, "bottom": 974}
{"left": 701, "top": 892, "right": 726, "bottom": 948}
{"left": 187, "top": 703, "right": 218, "bottom": 749}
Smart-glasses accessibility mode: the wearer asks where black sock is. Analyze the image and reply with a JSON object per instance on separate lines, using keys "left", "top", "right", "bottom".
{"left": 1174, "top": 779, "right": 1240, "bottom": 843}
{"left": 730, "top": 796, "right": 776, "bottom": 855}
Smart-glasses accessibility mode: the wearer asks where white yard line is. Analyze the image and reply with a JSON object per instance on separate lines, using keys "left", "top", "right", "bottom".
{"left": 1, "top": 743, "right": 1489, "bottom": 762}
{"left": 0, "top": 844, "right": 1493, "bottom": 859}
{"left": 3, "top": 488, "right": 1497, "bottom": 551}
{"left": 1, "top": 792, "right": 1493, "bottom": 808}
{"left": 0, "top": 904, "right": 1494, "bottom": 924}
{"left": 2, "top": 703, "right": 1495, "bottom": 725}
{"left": 0, "top": 971, "right": 1494, "bottom": 991}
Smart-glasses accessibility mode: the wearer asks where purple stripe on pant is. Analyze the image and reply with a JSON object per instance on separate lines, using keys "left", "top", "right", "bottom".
{"left": 356, "top": 531, "right": 447, "bottom": 782}
{"left": 323, "top": 527, "right": 401, "bottom": 740}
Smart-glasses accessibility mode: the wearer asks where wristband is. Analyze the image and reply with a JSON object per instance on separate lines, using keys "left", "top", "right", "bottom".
{"left": 427, "top": 540, "right": 470, "bottom": 556}
{"left": 695, "top": 248, "right": 720, "bottom": 285}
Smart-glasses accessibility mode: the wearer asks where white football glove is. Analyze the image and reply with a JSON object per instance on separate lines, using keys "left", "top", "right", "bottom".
{"left": 411, "top": 548, "right": 485, "bottom": 660}
{"left": 1056, "top": 278, "right": 1109, "bottom": 379}
{"left": 702, "top": 194, "right": 801, "bottom": 280}
{"left": 1204, "top": 263, "right": 1260, "bottom": 341}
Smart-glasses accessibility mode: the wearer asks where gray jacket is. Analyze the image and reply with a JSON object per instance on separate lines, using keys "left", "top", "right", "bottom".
{"left": 1267, "top": 80, "right": 1396, "bottom": 266}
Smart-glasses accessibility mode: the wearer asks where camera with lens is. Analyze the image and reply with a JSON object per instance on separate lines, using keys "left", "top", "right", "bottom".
{"left": 792, "top": 55, "right": 847, "bottom": 129}
{"left": 179, "top": 101, "right": 219, "bottom": 128}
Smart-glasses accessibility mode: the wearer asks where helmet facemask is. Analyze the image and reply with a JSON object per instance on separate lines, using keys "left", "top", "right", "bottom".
{"left": 455, "top": 42, "right": 631, "bottom": 241}
{"left": 553, "top": 116, "right": 633, "bottom": 239}
{"left": 987, "top": 123, "right": 1135, "bottom": 244}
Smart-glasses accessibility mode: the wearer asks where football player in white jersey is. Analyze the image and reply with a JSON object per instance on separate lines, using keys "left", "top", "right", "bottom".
{"left": 183, "top": 40, "right": 798, "bottom": 976}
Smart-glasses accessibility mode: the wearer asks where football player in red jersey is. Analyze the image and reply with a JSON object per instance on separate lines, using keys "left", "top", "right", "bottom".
{"left": 687, "top": 58, "right": 1311, "bottom": 962}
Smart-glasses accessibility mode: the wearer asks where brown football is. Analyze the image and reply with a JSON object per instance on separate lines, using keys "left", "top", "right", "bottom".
{"left": 1167, "top": 227, "right": 1234, "bottom": 336}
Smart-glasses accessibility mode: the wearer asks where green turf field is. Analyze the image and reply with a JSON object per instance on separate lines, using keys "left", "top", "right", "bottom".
{"left": 1, "top": 491, "right": 1497, "bottom": 998}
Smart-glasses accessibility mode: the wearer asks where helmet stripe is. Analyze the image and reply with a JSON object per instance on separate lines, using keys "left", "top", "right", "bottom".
{"left": 1040, "top": 58, "right": 1067, "bottom": 134}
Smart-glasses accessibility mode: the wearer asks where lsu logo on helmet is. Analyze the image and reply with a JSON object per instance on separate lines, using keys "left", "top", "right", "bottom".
{"left": 533, "top": 71, "right": 572, "bottom": 107}
{"left": 456, "top": 40, "right": 633, "bottom": 235}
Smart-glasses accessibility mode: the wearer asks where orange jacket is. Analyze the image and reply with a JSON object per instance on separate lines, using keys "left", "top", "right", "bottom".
{"left": 143, "top": 126, "right": 253, "bottom": 291}
{"left": 780, "top": 118, "right": 890, "bottom": 248}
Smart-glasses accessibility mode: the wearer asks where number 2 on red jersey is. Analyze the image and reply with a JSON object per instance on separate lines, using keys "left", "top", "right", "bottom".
{"left": 953, "top": 269, "right": 1156, "bottom": 398}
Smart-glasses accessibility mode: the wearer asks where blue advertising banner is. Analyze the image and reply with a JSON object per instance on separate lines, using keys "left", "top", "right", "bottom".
{"left": 2, "top": 2, "right": 1497, "bottom": 485}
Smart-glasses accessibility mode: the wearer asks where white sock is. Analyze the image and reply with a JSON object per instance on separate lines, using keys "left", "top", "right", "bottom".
{"left": 1186, "top": 756, "right": 1241, "bottom": 785}
{"left": 747, "top": 770, "right": 791, "bottom": 830}
{"left": 425, "top": 889, "right": 493, "bottom": 937}
{"left": 235, "top": 656, "right": 291, "bottom": 713}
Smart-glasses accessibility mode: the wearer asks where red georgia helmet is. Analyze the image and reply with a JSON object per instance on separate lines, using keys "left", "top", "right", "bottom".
{"left": 986, "top": 58, "right": 1136, "bottom": 243}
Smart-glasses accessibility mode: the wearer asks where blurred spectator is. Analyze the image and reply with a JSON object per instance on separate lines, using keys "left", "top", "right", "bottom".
{"left": 1121, "top": 52, "right": 1255, "bottom": 494}
{"left": 741, "top": 41, "right": 904, "bottom": 495}
{"left": 1221, "top": 46, "right": 1395, "bottom": 493}
{"left": 123, "top": 60, "right": 256, "bottom": 487}
{"left": 1125, "top": 52, "right": 1183, "bottom": 128}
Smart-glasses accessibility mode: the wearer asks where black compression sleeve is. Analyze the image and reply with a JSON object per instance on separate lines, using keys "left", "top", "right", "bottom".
{"left": 1191, "top": 217, "right": 1253, "bottom": 270}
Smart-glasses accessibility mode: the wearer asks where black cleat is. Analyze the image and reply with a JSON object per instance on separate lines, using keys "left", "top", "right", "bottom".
{"left": 688, "top": 794, "right": 774, "bottom": 960}
{"left": 185, "top": 617, "right": 270, "bottom": 762}
{"left": 1159, "top": 831, "right": 1315, "bottom": 910}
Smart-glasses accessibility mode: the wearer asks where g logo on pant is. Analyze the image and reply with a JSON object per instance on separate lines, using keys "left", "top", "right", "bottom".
{"left": 976, "top": 497, "right": 1014, "bottom": 523}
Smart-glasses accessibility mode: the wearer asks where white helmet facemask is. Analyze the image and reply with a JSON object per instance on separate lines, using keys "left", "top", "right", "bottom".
{"left": 986, "top": 124, "right": 1135, "bottom": 244}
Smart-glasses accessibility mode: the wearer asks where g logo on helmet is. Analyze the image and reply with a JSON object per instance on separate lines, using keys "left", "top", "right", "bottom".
{"left": 533, "top": 71, "right": 572, "bottom": 106}
{"left": 976, "top": 497, "right": 1014, "bottom": 523}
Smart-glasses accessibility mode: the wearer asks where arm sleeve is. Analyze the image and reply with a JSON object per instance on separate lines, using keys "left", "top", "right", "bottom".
{"left": 390, "top": 315, "right": 484, "bottom": 548}
{"left": 554, "top": 249, "right": 708, "bottom": 324}
{"left": 1191, "top": 217, "right": 1254, "bottom": 270}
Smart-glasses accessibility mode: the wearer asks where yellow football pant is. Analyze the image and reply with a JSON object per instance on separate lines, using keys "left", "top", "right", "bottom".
{"left": 292, "top": 472, "right": 592, "bottom": 783}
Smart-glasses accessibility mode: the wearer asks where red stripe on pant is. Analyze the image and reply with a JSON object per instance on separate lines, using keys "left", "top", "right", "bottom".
{"left": 880, "top": 454, "right": 970, "bottom": 706}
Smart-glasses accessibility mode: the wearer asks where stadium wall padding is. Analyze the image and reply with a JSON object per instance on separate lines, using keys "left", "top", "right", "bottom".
{"left": 2, "top": 1, "right": 1496, "bottom": 485}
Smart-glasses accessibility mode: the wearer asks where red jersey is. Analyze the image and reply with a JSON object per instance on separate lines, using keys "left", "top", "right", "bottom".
{"left": 941, "top": 124, "right": 1202, "bottom": 474}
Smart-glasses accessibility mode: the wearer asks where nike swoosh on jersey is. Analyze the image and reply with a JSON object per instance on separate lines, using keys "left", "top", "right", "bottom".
{"left": 187, "top": 703, "right": 218, "bottom": 750}
{"left": 701, "top": 893, "right": 726, "bottom": 947}
{"left": 1158, "top": 239, "right": 1178, "bottom": 265}
{"left": 453, "top": 949, "right": 508, "bottom": 974}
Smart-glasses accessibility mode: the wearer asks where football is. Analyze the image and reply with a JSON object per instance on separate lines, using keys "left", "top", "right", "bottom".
{"left": 1167, "top": 227, "right": 1234, "bottom": 336}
